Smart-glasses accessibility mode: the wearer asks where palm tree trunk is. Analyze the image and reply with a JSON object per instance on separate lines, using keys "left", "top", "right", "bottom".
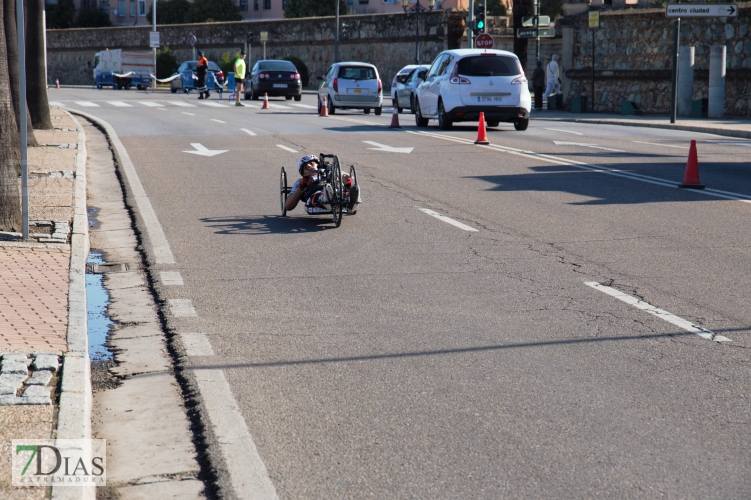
{"left": 25, "top": 0, "right": 52, "bottom": 130}
{"left": 5, "top": 0, "right": 38, "bottom": 147}
{"left": 0, "top": 0, "right": 23, "bottom": 232}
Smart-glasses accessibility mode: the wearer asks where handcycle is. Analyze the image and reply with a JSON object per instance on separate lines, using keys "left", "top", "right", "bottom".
{"left": 279, "top": 154, "right": 359, "bottom": 228}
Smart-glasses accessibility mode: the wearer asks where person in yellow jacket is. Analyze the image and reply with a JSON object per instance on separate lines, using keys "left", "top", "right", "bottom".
{"left": 234, "top": 50, "right": 247, "bottom": 107}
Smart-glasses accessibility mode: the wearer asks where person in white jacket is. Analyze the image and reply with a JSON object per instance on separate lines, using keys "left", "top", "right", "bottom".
{"left": 543, "top": 54, "right": 561, "bottom": 102}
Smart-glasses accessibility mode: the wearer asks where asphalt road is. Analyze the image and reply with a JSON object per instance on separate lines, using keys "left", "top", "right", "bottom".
{"left": 52, "top": 87, "right": 751, "bottom": 499}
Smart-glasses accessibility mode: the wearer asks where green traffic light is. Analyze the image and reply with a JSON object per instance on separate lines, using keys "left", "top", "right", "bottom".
{"left": 477, "top": 20, "right": 485, "bottom": 29}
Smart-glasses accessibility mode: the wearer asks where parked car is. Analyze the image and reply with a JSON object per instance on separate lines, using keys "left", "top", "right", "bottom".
{"left": 390, "top": 64, "right": 423, "bottom": 101}
{"left": 169, "top": 60, "right": 225, "bottom": 94}
{"left": 393, "top": 65, "right": 429, "bottom": 113}
{"left": 412, "top": 49, "right": 531, "bottom": 130}
{"left": 318, "top": 62, "right": 383, "bottom": 115}
{"left": 245, "top": 59, "right": 302, "bottom": 101}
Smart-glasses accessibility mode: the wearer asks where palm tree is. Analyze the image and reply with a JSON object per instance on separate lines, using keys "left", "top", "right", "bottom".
{"left": 4, "top": 0, "right": 38, "bottom": 147}
{"left": 0, "top": 0, "right": 22, "bottom": 231}
{"left": 26, "top": 0, "right": 52, "bottom": 130}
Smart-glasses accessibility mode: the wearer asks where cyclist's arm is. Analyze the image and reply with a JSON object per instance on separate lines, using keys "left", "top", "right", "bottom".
{"left": 285, "top": 179, "right": 305, "bottom": 211}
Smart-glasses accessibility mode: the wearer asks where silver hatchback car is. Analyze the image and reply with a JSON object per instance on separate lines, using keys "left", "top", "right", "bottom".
{"left": 318, "top": 62, "right": 383, "bottom": 115}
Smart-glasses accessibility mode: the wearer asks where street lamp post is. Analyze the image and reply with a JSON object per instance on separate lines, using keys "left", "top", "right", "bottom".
{"left": 401, "top": 0, "right": 435, "bottom": 65}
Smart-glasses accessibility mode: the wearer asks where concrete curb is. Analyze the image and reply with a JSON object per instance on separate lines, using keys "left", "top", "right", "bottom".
{"left": 51, "top": 112, "right": 94, "bottom": 500}
{"left": 534, "top": 116, "right": 751, "bottom": 140}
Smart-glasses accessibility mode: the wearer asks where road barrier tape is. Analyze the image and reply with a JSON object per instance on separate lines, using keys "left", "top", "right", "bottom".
{"left": 149, "top": 73, "right": 182, "bottom": 83}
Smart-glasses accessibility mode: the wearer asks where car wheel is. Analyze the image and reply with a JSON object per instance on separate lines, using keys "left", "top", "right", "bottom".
{"left": 487, "top": 120, "right": 500, "bottom": 128}
{"left": 394, "top": 97, "right": 403, "bottom": 113}
{"left": 364, "top": 108, "right": 371, "bottom": 114}
{"left": 285, "top": 96, "right": 292, "bottom": 100}
{"left": 374, "top": 106, "right": 382, "bottom": 116}
{"left": 438, "top": 100, "right": 452, "bottom": 130}
{"left": 251, "top": 87, "right": 258, "bottom": 100}
{"left": 410, "top": 94, "right": 416, "bottom": 114}
{"left": 328, "top": 96, "right": 336, "bottom": 115}
{"left": 415, "top": 99, "right": 429, "bottom": 127}
{"left": 514, "top": 118, "right": 529, "bottom": 131}
{"left": 294, "top": 95, "right": 302, "bottom": 101}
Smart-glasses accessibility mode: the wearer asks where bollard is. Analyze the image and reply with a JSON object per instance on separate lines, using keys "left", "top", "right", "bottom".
{"left": 677, "top": 46, "right": 694, "bottom": 117}
{"left": 708, "top": 45, "right": 726, "bottom": 119}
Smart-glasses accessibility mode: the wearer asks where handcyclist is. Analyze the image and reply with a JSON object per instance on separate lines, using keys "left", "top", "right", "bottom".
{"left": 284, "top": 155, "right": 360, "bottom": 214}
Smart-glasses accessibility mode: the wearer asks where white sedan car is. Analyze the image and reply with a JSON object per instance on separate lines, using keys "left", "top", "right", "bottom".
{"left": 412, "top": 49, "right": 532, "bottom": 130}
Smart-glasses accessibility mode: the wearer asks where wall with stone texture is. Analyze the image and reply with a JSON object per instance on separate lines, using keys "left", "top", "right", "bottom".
{"left": 46, "top": 12, "right": 449, "bottom": 88}
{"left": 563, "top": 5, "right": 751, "bottom": 116}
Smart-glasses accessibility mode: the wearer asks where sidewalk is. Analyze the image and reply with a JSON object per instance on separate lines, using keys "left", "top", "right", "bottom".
{"left": 531, "top": 108, "right": 751, "bottom": 140}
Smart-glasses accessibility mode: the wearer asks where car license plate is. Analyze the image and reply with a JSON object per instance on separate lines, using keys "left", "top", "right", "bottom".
{"left": 478, "top": 96, "right": 503, "bottom": 102}
{"left": 273, "top": 84, "right": 287, "bottom": 88}
{"left": 353, "top": 89, "right": 362, "bottom": 93}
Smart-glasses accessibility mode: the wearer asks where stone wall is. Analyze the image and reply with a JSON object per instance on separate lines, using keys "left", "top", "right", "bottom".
{"left": 562, "top": 5, "right": 751, "bottom": 116}
{"left": 46, "top": 12, "right": 449, "bottom": 87}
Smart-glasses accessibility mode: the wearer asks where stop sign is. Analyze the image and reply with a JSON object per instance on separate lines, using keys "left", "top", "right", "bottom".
{"left": 475, "top": 33, "right": 494, "bottom": 49}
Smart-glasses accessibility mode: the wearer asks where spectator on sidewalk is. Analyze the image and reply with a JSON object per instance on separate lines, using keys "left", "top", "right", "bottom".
{"left": 532, "top": 60, "right": 545, "bottom": 110}
{"left": 234, "top": 50, "right": 247, "bottom": 107}
{"left": 543, "top": 54, "right": 561, "bottom": 102}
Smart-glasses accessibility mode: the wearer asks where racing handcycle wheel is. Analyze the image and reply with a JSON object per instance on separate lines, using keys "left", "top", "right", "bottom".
{"left": 280, "top": 166, "right": 288, "bottom": 216}
{"left": 331, "top": 157, "right": 343, "bottom": 228}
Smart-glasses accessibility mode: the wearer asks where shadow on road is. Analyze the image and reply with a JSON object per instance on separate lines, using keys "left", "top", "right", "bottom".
{"left": 200, "top": 215, "right": 340, "bottom": 235}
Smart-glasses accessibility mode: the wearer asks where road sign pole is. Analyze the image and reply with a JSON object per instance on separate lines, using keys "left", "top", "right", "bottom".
{"left": 534, "top": 0, "right": 540, "bottom": 63}
{"left": 468, "top": 0, "right": 474, "bottom": 48}
{"left": 335, "top": 0, "right": 339, "bottom": 63}
{"left": 17, "top": 0, "right": 28, "bottom": 239}
{"left": 152, "top": 0, "right": 156, "bottom": 91}
{"left": 670, "top": 18, "right": 680, "bottom": 123}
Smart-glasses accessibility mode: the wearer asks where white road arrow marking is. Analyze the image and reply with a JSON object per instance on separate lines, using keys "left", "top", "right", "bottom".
{"left": 553, "top": 141, "right": 625, "bottom": 152}
{"left": 362, "top": 141, "right": 413, "bottom": 154}
{"left": 183, "top": 143, "right": 228, "bottom": 157}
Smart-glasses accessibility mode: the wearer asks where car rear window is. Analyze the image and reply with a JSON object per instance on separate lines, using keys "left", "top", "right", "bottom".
{"left": 259, "top": 61, "right": 296, "bottom": 71}
{"left": 457, "top": 56, "right": 520, "bottom": 77}
{"left": 338, "top": 66, "right": 376, "bottom": 80}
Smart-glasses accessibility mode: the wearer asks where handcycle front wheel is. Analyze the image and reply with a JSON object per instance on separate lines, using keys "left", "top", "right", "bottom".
{"left": 331, "top": 157, "right": 343, "bottom": 228}
{"left": 280, "top": 166, "right": 288, "bottom": 216}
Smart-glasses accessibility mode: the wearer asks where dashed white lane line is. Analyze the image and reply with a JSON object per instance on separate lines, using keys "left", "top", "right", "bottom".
{"left": 108, "top": 101, "right": 133, "bottom": 107}
{"left": 182, "top": 112, "right": 195, "bottom": 116}
{"left": 169, "top": 299, "right": 197, "bottom": 317}
{"left": 242, "top": 129, "right": 256, "bottom": 136}
{"left": 74, "top": 101, "right": 99, "bottom": 107}
{"left": 633, "top": 141, "right": 689, "bottom": 149}
{"left": 418, "top": 208, "right": 478, "bottom": 232}
{"left": 167, "top": 101, "right": 197, "bottom": 107}
{"left": 139, "top": 101, "right": 164, "bottom": 107}
{"left": 276, "top": 144, "right": 298, "bottom": 153}
{"left": 160, "top": 271, "right": 184, "bottom": 286}
{"left": 202, "top": 101, "right": 229, "bottom": 107}
{"left": 545, "top": 127, "right": 583, "bottom": 135}
{"left": 584, "top": 282, "right": 731, "bottom": 342}
{"left": 179, "top": 333, "right": 214, "bottom": 356}
{"left": 211, "top": 119, "right": 226, "bottom": 124}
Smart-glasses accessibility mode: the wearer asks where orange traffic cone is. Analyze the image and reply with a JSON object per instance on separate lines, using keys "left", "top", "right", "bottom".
{"left": 55, "top": 78, "right": 60, "bottom": 88}
{"left": 679, "top": 140, "right": 705, "bottom": 189}
{"left": 320, "top": 96, "right": 329, "bottom": 117}
{"left": 474, "top": 112, "right": 489, "bottom": 145}
{"left": 388, "top": 106, "right": 401, "bottom": 128}
{"left": 262, "top": 93, "right": 270, "bottom": 109}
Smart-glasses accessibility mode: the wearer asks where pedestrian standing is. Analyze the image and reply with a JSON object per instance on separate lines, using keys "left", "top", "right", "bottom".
{"left": 234, "top": 50, "right": 247, "bottom": 107}
{"left": 543, "top": 54, "right": 561, "bottom": 104}
{"left": 196, "top": 51, "right": 209, "bottom": 100}
{"left": 532, "top": 60, "right": 545, "bottom": 110}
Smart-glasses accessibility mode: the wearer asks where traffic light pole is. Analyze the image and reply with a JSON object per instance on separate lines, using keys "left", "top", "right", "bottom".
{"left": 535, "top": 0, "right": 540, "bottom": 62}
{"left": 468, "top": 0, "right": 474, "bottom": 48}
{"left": 335, "top": 0, "right": 340, "bottom": 63}
{"left": 483, "top": 0, "right": 487, "bottom": 33}
{"left": 415, "top": 1, "right": 420, "bottom": 64}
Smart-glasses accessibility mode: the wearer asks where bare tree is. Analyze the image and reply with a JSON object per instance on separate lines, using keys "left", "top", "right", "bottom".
{"left": 4, "top": 0, "right": 38, "bottom": 147}
{"left": 26, "top": 0, "right": 52, "bottom": 130}
{"left": 0, "top": 0, "right": 22, "bottom": 232}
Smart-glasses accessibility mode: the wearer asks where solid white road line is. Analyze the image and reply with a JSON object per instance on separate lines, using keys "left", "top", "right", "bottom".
{"left": 193, "top": 370, "right": 279, "bottom": 500}
{"left": 71, "top": 111, "right": 176, "bottom": 263}
{"left": 276, "top": 145, "right": 298, "bottom": 153}
{"left": 160, "top": 271, "right": 184, "bottom": 286}
{"left": 408, "top": 130, "right": 751, "bottom": 204}
{"left": 545, "top": 127, "right": 583, "bottom": 135}
{"left": 242, "top": 129, "right": 256, "bottom": 136}
{"left": 182, "top": 112, "right": 195, "bottom": 116}
{"left": 288, "top": 103, "right": 317, "bottom": 109}
{"left": 584, "top": 282, "right": 731, "bottom": 342}
{"left": 179, "top": 333, "right": 214, "bottom": 356}
{"left": 169, "top": 299, "right": 197, "bottom": 317}
{"left": 108, "top": 101, "right": 133, "bottom": 107}
{"left": 419, "top": 208, "right": 478, "bottom": 232}
{"left": 139, "top": 101, "right": 164, "bottom": 107}
{"left": 211, "top": 119, "right": 226, "bottom": 124}
{"left": 704, "top": 140, "right": 751, "bottom": 147}
{"left": 167, "top": 101, "right": 197, "bottom": 107}
{"left": 74, "top": 101, "right": 99, "bottom": 107}
{"left": 633, "top": 141, "right": 689, "bottom": 149}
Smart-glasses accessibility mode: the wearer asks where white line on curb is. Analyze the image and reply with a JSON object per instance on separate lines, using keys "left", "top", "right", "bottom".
{"left": 242, "top": 129, "right": 256, "bottom": 136}
{"left": 179, "top": 333, "right": 214, "bottom": 356}
{"left": 584, "top": 282, "right": 731, "bottom": 342}
{"left": 160, "top": 271, "right": 184, "bottom": 286}
{"left": 276, "top": 144, "right": 298, "bottom": 153}
{"left": 418, "top": 208, "right": 478, "bottom": 232}
{"left": 193, "top": 370, "right": 279, "bottom": 500}
{"left": 169, "top": 299, "right": 197, "bottom": 317}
